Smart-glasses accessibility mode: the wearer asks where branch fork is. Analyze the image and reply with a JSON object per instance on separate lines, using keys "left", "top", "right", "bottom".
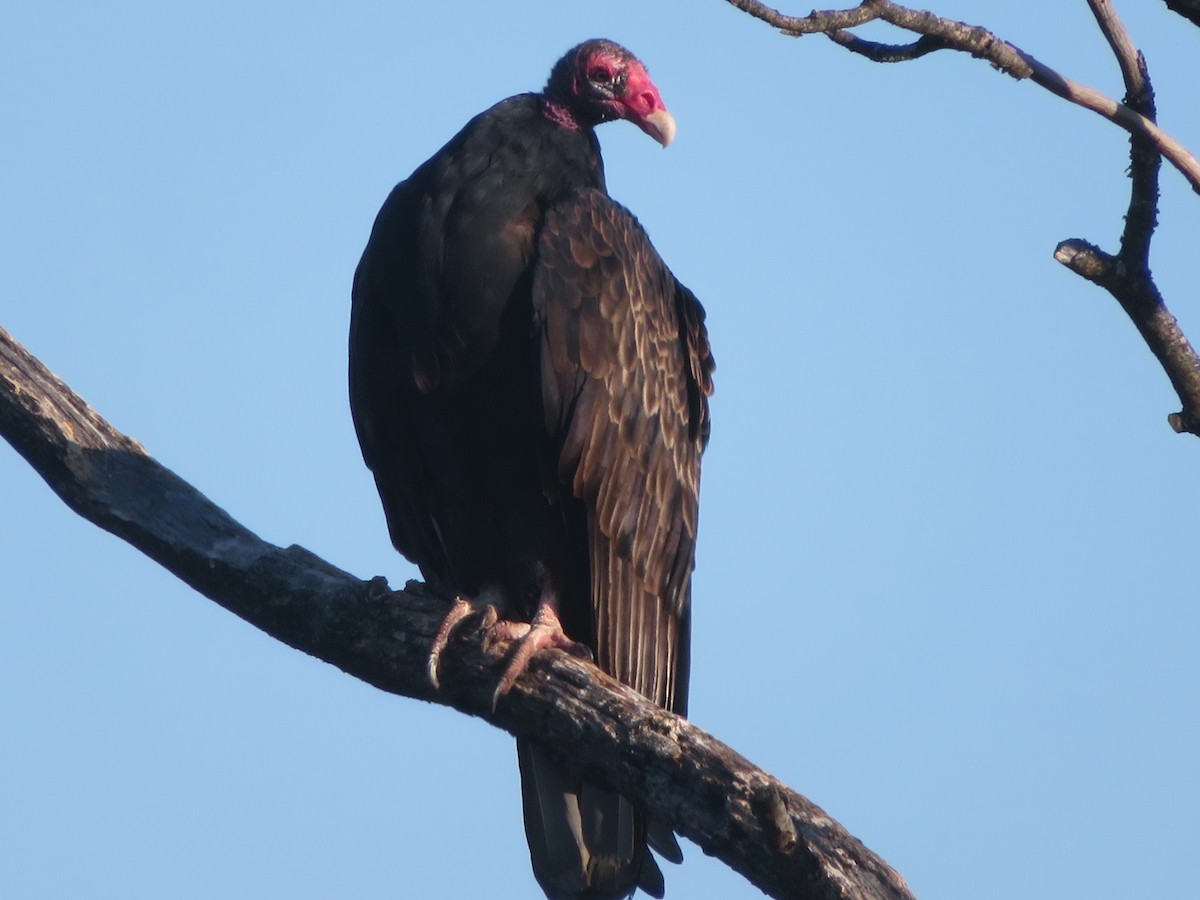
{"left": 726, "top": 0, "right": 1200, "bottom": 434}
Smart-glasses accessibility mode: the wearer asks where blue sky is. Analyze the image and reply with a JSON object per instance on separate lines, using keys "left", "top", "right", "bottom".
{"left": 4, "top": 2, "right": 1199, "bottom": 898}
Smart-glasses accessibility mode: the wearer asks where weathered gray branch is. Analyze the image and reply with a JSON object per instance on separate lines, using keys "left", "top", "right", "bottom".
{"left": 1053, "top": 0, "right": 1200, "bottom": 434}
{"left": 725, "top": 0, "right": 1200, "bottom": 435}
{"left": 723, "top": 0, "right": 1200, "bottom": 195}
{"left": 1053, "top": 236, "right": 1200, "bottom": 435}
{"left": 722, "top": 1, "right": 881, "bottom": 33}
{"left": 0, "top": 321, "right": 914, "bottom": 900}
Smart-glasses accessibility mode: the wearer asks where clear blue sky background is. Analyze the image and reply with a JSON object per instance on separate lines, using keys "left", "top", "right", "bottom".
{"left": 4, "top": 2, "right": 1199, "bottom": 898}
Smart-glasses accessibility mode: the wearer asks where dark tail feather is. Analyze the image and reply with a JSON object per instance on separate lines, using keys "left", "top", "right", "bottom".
{"left": 518, "top": 739, "right": 665, "bottom": 899}
{"left": 645, "top": 818, "right": 682, "bottom": 866}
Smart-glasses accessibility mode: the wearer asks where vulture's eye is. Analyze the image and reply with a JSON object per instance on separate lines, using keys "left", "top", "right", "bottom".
{"left": 590, "top": 68, "right": 613, "bottom": 84}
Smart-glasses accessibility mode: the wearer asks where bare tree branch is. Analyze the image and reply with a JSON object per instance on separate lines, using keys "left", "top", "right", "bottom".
{"left": 725, "top": 0, "right": 1200, "bottom": 433}
{"left": 724, "top": 1, "right": 1200, "bottom": 194}
{"left": 825, "top": 31, "right": 949, "bottom": 62}
{"left": 1051, "top": 1, "right": 1200, "bottom": 433}
{"left": 1090, "top": 0, "right": 1144, "bottom": 91}
{"left": 1053, "top": 238, "right": 1200, "bottom": 436}
{"left": 0, "top": 322, "right": 915, "bottom": 900}
{"left": 1087, "top": 0, "right": 1159, "bottom": 270}
{"left": 723, "top": 1, "right": 882, "bottom": 34}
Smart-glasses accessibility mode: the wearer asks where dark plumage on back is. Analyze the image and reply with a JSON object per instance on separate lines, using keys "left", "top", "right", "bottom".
{"left": 349, "top": 40, "right": 713, "bottom": 899}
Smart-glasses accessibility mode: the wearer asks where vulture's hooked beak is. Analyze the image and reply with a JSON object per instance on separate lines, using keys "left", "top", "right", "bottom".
{"left": 639, "top": 108, "right": 677, "bottom": 148}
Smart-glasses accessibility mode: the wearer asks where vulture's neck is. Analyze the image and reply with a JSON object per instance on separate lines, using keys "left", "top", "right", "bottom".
{"left": 541, "top": 98, "right": 582, "bottom": 132}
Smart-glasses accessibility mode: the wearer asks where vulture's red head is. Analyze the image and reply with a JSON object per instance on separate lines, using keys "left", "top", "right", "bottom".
{"left": 544, "top": 39, "right": 676, "bottom": 147}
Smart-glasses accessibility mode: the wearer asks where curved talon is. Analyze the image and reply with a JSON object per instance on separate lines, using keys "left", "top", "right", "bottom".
{"left": 431, "top": 590, "right": 585, "bottom": 707}
{"left": 427, "top": 596, "right": 475, "bottom": 689}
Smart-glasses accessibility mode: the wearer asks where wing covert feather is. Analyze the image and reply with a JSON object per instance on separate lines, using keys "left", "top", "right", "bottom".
{"left": 532, "top": 189, "right": 712, "bottom": 713}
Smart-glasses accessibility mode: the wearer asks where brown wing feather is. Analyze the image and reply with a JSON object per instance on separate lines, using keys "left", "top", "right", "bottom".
{"left": 533, "top": 189, "right": 712, "bottom": 715}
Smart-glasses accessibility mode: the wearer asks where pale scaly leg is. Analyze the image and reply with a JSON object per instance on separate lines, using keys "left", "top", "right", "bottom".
{"left": 490, "top": 587, "right": 589, "bottom": 710}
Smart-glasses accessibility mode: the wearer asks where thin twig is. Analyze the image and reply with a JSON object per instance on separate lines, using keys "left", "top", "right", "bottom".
{"left": 1051, "top": 2, "right": 1200, "bottom": 432}
{"left": 723, "top": 0, "right": 881, "bottom": 35}
{"left": 726, "top": 0, "right": 1200, "bottom": 432}
{"left": 1090, "top": 0, "right": 1145, "bottom": 94}
{"left": 1087, "top": 0, "right": 1159, "bottom": 269}
{"left": 723, "top": 0, "right": 1200, "bottom": 194}
{"left": 826, "top": 31, "right": 950, "bottom": 62}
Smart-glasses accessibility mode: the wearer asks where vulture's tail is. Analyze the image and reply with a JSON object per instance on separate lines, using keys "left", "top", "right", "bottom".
{"left": 517, "top": 739, "right": 668, "bottom": 899}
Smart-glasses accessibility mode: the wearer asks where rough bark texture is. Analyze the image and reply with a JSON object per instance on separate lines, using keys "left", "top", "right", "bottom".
{"left": 1047, "top": 2, "right": 1200, "bottom": 434}
{"left": 0, "top": 321, "right": 914, "bottom": 900}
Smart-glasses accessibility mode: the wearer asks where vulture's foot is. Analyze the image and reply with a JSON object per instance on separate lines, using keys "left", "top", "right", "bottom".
{"left": 428, "top": 594, "right": 500, "bottom": 689}
{"left": 489, "top": 600, "right": 589, "bottom": 709}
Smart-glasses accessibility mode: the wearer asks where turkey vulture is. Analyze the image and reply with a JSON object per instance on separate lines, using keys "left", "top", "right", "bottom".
{"left": 349, "top": 39, "right": 713, "bottom": 899}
